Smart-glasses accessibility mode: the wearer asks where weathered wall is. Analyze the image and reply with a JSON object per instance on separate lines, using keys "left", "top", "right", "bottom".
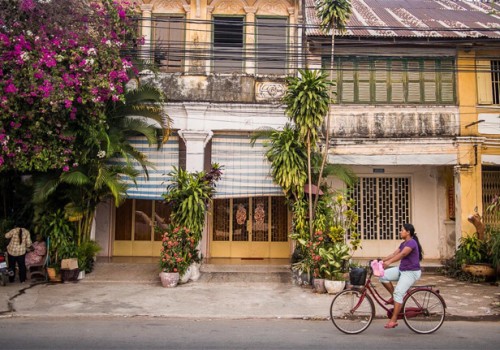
{"left": 149, "top": 74, "right": 286, "bottom": 103}
{"left": 329, "top": 106, "right": 459, "bottom": 138}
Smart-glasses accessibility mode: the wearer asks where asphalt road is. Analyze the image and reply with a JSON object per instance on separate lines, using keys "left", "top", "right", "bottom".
{"left": 0, "top": 317, "right": 498, "bottom": 350}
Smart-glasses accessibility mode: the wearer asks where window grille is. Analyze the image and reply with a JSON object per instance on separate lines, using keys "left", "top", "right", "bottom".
{"left": 351, "top": 177, "right": 411, "bottom": 240}
{"left": 213, "top": 199, "right": 230, "bottom": 241}
{"left": 492, "top": 60, "right": 500, "bottom": 105}
{"left": 483, "top": 169, "right": 500, "bottom": 227}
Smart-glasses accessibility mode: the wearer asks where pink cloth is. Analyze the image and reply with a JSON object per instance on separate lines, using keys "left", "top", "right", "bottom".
{"left": 25, "top": 241, "right": 47, "bottom": 266}
{"left": 371, "top": 259, "right": 385, "bottom": 277}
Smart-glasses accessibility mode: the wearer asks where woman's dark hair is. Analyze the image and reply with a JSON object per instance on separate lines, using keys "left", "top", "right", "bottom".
{"left": 403, "top": 223, "right": 423, "bottom": 261}
{"left": 18, "top": 228, "right": 23, "bottom": 245}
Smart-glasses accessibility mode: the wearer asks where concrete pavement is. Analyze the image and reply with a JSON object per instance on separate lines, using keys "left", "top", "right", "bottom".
{"left": 1, "top": 261, "right": 499, "bottom": 321}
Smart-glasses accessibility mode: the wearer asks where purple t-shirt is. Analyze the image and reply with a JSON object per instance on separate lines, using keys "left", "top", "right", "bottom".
{"left": 398, "top": 239, "right": 420, "bottom": 271}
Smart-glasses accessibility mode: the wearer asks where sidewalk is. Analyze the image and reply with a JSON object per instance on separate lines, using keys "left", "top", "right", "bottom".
{"left": 1, "top": 263, "right": 499, "bottom": 320}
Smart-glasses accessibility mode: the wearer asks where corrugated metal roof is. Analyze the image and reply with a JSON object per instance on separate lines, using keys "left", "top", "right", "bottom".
{"left": 306, "top": 0, "right": 500, "bottom": 39}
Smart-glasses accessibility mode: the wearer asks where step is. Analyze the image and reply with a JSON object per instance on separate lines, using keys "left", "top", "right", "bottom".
{"left": 197, "top": 271, "right": 293, "bottom": 284}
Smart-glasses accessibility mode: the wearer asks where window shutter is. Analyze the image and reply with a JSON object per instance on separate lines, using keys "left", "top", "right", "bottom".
{"left": 357, "top": 61, "right": 371, "bottom": 102}
{"left": 342, "top": 60, "right": 355, "bottom": 103}
{"left": 408, "top": 61, "right": 421, "bottom": 103}
{"left": 440, "top": 60, "right": 456, "bottom": 103}
{"left": 154, "top": 16, "right": 184, "bottom": 73}
{"left": 423, "top": 60, "right": 437, "bottom": 102}
{"left": 256, "top": 17, "right": 287, "bottom": 75}
{"left": 375, "top": 60, "right": 388, "bottom": 103}
{"left": 390, "top": 60, "right": 405, "bottom": 103}
{"left": 477, "top": 60, "right": 493, "bottom": 105}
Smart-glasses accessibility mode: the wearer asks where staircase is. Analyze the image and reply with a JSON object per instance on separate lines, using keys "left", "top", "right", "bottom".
{"left": 200, "top": 259, "right": 292, "bottom": 283}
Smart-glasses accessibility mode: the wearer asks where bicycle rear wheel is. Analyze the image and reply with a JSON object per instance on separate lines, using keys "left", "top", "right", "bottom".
{"left": 403, "top": 289, "right": 445, "bottom": 334}
{"left": 330, "top": 290, "right": 374, "bottom": 334}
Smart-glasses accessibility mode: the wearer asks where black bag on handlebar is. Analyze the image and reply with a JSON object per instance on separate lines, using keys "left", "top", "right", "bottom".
{"left": 350, "top": 267, "right": 367, "bottom": 286}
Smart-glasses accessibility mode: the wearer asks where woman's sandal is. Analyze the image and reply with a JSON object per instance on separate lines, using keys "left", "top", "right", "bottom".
{"left": 384, "top": 322, "right": 398, "bottom": 329}
{"left": 385, "top": 297, "right": 394, "bottom": 305}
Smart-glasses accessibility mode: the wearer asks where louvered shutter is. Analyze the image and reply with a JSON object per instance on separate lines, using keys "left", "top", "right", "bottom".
{"left": 477, "top": 60, "right": 493, "bottom": 105}
{"left": 341, "top": 60, "right": 355, "bottom": 103}
{"left": 408, "top": 61, "right": 422, "bottom": 103}
{"left": 375, "top": 60, "right": 388, "bottom": 103}
{"left": 423, "top": 60, "right": 437, "bottom": 103}
{"left": 440, "top": 60, "right": 456, "bottom": 103}
{"left": 390, "top": 60, "right": 405, "bottom": 103}
{"left": 357, "top": 61, "right": 371, "bottom": 102}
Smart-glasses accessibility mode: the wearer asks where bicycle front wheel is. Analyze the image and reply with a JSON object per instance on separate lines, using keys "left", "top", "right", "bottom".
{"left": 403, "top": 289, "right": 445, "bottom": 334}
{"left": 330, "top": 290, "right": 374, "bottom": 334}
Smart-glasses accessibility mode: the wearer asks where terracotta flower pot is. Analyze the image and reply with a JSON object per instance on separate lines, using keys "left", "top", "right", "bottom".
{"left": 159, "top": 271, "right": 180, "bottom": 288}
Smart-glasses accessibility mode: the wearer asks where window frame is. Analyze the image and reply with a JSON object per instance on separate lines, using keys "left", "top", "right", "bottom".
{"left": 152, "top": 15, "right": 186, "bottom": 73}
{"left": 323, "top": 56, "right": 457, "bottom": 105}
{"left": 255, "top": 16, "right": 289, "bottom": 76}
{"left": 212, "top": 16, "right": 245, "bottom": 74}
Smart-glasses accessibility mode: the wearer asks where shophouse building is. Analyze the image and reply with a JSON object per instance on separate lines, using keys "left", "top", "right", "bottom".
{"left": 94, "top": 0, "right": 500, "bottom": 265}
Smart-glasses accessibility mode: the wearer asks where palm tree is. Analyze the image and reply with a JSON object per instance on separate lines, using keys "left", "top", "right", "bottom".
{"left": 33, "top": 82, "right": 171, "bottom": 245}
{"left": 314, "top": 0, "right": 352, "bottom": 211}
{"left": 251, "top": 124, "right": 308, "bottom": 202}
{"left": 283, "top": 69, "right": 332, "bottom": 238}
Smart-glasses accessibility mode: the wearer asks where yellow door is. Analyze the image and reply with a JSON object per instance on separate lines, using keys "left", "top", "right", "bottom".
{"left": 210, "top": 196, "right": 289, "bottom": 258}
{"left": 113, "top": 199, "right": 171, "bottom": 257}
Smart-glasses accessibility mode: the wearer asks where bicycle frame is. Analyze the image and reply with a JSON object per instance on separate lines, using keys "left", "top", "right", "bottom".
{"left": 351, "top": 269, "right": 447, "bottom": 318}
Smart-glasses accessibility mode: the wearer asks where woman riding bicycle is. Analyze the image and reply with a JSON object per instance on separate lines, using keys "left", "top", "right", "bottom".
{"left": 380, "top": 223, "right": 423, "bottom": 329}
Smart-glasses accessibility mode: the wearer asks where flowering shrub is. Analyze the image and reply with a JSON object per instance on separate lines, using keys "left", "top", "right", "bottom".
{"left": 0, "top": 0, "right": 143, "bottom": 172}
{"left": 159, "top": 225, "right": 196, "bottom": 275}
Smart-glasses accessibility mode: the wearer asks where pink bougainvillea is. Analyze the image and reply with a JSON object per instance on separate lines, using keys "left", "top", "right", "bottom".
{"left": 0, "top": 0, "right": 144, "bottom": 172}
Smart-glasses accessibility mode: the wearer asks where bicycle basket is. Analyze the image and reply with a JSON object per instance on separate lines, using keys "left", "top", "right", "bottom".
{"left": 349, "top": 267, "right": 367, "bottom": 286}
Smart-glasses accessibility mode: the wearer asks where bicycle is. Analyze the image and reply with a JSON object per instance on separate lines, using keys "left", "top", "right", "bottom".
{"left": 329, "top": 264, "right": 446, "bottom": 334}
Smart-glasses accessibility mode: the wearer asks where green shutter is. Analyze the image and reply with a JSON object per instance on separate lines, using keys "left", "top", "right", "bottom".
{"left": 342, "top": 60, "right": 355, "bottom": 103}
{"left": 440, "top": 60, "right": 456, "bottom": 103}
{"left": 375, "top": 60, "right": 388, "bottom": 103}
{"left": 390, "top": 60, "right": 405, "bottom": 103}
{"left": 357, "top": 61, "right": 371, "bottom": 102}
{"left": 407, "top": 61, "right": 421, "bottom": 103}
{"left": 423, "top": 60, "right": 437, "bottom": 103}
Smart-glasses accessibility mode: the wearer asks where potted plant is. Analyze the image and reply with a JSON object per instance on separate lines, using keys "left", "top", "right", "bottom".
{"left": 158, "top": 225, "right": 195, "bottom": 288}
{"left": 36, "top": 209, "right": 76, "bottom": 282}
{"left": 319, "top": 243, "right": 350, "bottom": 294}
{"left": 456, "top": 234, "right": 495, "bottom": 279}
{"left": 76, "top": 240, "right": 101, "bottom": 278}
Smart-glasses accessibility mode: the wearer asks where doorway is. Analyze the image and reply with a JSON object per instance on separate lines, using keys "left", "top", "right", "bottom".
{"left": 210, "top": 196, "right": 290, "bottom": 258}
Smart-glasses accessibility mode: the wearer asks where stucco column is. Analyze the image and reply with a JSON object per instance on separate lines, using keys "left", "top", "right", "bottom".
{"left": 244, "top": 7, "right": 256, "bottom": 75}
{"left": 177, "top": 130, "right": 213, "bottom": 173}
{"left": 140, "top": 4, "right": 154, "bottom": 62}
{"left": 454, "top": 137, "right": 485, "bottom": 245}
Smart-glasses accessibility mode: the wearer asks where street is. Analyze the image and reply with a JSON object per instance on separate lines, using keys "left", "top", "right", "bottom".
{"left": 0, "top": 317, "right": 498, "bottom": 350}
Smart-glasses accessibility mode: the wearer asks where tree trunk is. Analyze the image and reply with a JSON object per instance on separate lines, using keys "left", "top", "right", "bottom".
{"left": 314, "top": 28, "right": 336, "bottom": 213}
{"left": 307, "top": 136, "right": 313, "bottom": 239}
